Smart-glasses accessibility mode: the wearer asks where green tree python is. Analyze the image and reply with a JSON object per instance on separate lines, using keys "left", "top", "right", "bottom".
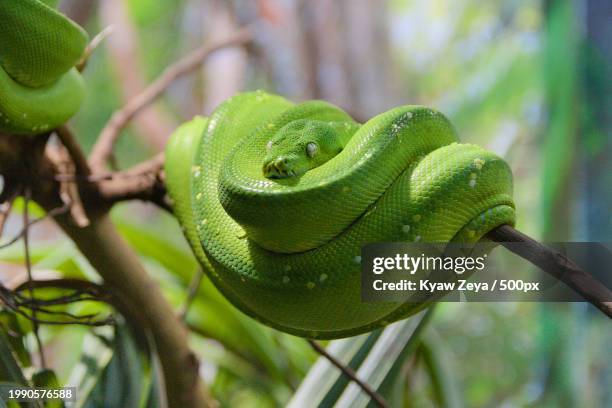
{"left": 0, "top": 0, "right": 87, "bottom": 135}
{"left": 165, "top": 91, "right": 516, "bottom": 339}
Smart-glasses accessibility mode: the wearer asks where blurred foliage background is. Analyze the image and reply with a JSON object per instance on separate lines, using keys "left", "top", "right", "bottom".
{"left": 0, "top": 0, "right": 610, "bottom": 407}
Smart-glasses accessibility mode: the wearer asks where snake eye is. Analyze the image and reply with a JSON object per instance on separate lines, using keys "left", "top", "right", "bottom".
{"left": 306, "top": 142, "right": 318, "bottom": 158}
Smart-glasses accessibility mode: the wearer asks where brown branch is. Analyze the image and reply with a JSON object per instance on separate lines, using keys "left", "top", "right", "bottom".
{"left": 486, "top": 225, "right": 612, "bottom": 318}
{"left": 95, "top": 152, "right": 169, "bottom": 210}
{"left": 307, "top": 339, "right": 388, "bottom": 408}
{"left": 0, "top": 132, "right": 214, "bottom": 407}
{"left": 47, "top": 132, "right": 90, "bottom": 227}
{"left": 50, "top": 128, "right": 169, "bottom": 210}
{"left": 55, "top": 125, "right": 92, "bottom": 176}
{"left": 89, "top": 26, "right": 253, "bottom": 173}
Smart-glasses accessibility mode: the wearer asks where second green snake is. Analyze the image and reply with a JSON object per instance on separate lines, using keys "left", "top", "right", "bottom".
{"left": 165, "top": 91, "right": 515, "bottom": 339}
{"left": 0, "top": 0, "right": 87, "bottom": 135}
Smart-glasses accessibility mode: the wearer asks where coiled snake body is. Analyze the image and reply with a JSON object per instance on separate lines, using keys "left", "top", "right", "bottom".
{"left": 0, "top": 0, "right": 87, "bottom": 135}
{"left": 165, "top": 91, "right": 515, "bottom": 339}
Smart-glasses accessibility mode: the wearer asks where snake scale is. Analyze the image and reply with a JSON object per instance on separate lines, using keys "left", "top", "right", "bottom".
{"left": 165, "top": 91, "right": 515, "bottom": 339}
{"left": 1, "top": 2, "right": 515, "bottom": 339}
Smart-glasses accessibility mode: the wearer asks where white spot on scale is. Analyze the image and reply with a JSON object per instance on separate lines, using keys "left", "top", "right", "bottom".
{"left": 284, "top": 265, "right": 292, "bottom": 272}
{"left": 282, "top": 276, "right": 290, "bottom": 284}
{"left": 402, "top": 225, "right": 411, "bottom": 233}
{"left": 414, "top": 235, "right": 421, "bottom": 242}
{"left": 473, "top": 158, "right": 485, "bottom": 170}
{"left": 469, "top": 179, "right": 477, "bottom": 188}
{"left": 306, "top": 282, "right": 315, "bottom": 289}
{"left": 319, "top": 273, "right": 328, "bottom": 282}
{"left": 354, "top": 256, "right": 362, "bottom": 264}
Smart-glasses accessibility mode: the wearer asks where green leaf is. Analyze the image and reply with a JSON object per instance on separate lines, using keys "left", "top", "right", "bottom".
{"left": 32, "top": 369, "right": 64, "bottom": 408}
{"left": 288, "top": 308, "right": 434, "bottom": 408}
{"left": 67, "top": 328, "right": 114, "bottom": 408}
{"left": 0, "top": 382, "right": 27, "bottom": 408}
{"left": 79, "top": 324, "right": 144, "bottom": 408}
{"left": 0, "top": 330, "right": 28, "bottom": 386}
{"left": 419, "top": 332, "right": 462, "bottom": 408}
{"left": 0, "top": 311, "right": 31, "bottom": 367}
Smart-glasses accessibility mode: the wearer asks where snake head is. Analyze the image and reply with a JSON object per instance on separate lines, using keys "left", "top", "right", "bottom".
{"left": 263, "top": 120, "right": 346, "bottom": 179}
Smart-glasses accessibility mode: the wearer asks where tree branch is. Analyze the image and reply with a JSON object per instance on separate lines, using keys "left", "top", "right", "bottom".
{"left": 486, "top": 225, "right": 612, "bottom": 318}
{"left": 0, "top": 132, "right": 215, "bottom": 407}
{"left": 89, "top": 26, "right": 253, "bottom": 173}
{"left": 96, "top": 152, "right": 169, "bottom": 209}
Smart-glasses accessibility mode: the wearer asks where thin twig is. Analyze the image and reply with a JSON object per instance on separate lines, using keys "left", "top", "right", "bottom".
{"left": 307, "top": 339, "right": 388, "bottom": 408}
{"left": 96, "top": 152, "right": 170, "bottom": 210}
{"left": 12, "top": 307, "right": 114, "bottom": 327}
{"left": 88, "top": 26, "right": 253, "bottom": 172}
{"left": 0, "top": 280, "right": 115, "bottom": 327}
{"left": 0, "top": 204, "right": 70, "bottom": 250}
{"left": 15, "top": 293, "right": 102, "bottom": 307}
{"left": 76, "top": 25, "right": 116, "bottom": 72}
{"left": 13, "top": 278, "right": 106, "bottom": 295}
{"left": 56, "top": 155, "right": 163, "bottom": 183}
{"left": 22, "top": 188, "right": 46, "bottom": 369}
{"left": 179, "top": 268, "right": 204, "bottom": 321}
{"left": 486, "top": 225, "right": 612, "bottom": 318}
{"left": 0, "top": 193, "right": 16, "bottom": 237}
{"left": 12, "top": 278, "right": 109, "bottom": 307}
{"left": 19, "top": 303, "right": 101, "bottom": 320}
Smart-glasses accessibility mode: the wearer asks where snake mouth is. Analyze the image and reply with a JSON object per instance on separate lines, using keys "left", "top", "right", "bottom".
{"left": 263, "top": 157, "right": 297, "bottom": 179}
